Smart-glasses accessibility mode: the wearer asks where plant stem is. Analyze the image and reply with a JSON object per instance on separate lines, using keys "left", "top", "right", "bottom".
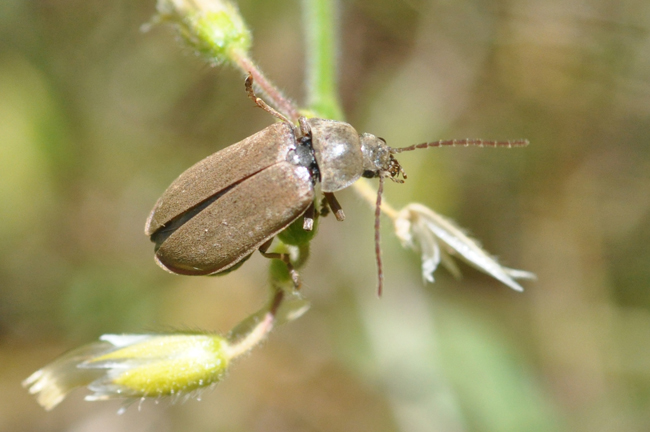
{"left": 226, "top": 288, "right": 284, "bottom": 359}
{"left": 294, "top": 242, "right": 311, "bottom": 269}
{"left": 302, "top": 0, "right": 398, "bottom": 222}
{"left": 354, "top": 178, "right": 398, "bottom": 219}
{"left": 303, "top": 0, "right": 344, "bottom": 120}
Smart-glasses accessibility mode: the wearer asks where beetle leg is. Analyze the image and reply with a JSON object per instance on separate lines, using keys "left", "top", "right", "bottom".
{"left": 245, "top": 74, "right": 295, "bottom": 128}
{"left": 303, "top": 201, "right": 315, "bottom": 231}
{"left": 298, "top": 117, "right": 311, "bottom": 137}
{"left": 258, "top": 238, "right": 302, "bottom": 289}
{"left": 319, "top": 198, "right": 331, "bottom": 217}
{"left": 324, "top": 192, "right": 345, "bottom": 221}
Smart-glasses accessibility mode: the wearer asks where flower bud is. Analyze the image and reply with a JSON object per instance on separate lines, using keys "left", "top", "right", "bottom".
{"left": 23, "top": 334, "right": 230, "bottom": 410}
{"left": 155, "top": 0, "right": 252, "bottom": 64}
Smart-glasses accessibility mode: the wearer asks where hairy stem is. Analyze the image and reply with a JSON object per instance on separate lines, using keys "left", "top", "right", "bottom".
{"left": 302, "top": 0, "right": 397, "bottom": 221}
{"left": 303, "top": 0, "right": 343, "bottom": 120}
{"left": 226, "top": 288, "right": 284, "bottom": 359}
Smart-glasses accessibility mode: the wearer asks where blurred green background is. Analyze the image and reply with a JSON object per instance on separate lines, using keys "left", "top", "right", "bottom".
{"left": 2, "top": 0, "right": 650, "bottom": 431}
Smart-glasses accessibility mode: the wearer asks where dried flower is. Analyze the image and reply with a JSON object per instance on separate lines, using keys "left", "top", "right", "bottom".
{"left": 394, "top": 203, "right": 536, "bottom": 291}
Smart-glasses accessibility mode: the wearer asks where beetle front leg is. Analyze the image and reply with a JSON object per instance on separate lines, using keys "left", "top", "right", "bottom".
{"left": 324, "top": 192, "right": 345, "bottom": 221}
{"left": 258, "top": 238, "right": 301, "bottom": 289}
{"left": 298, "top": 117, "right": 311, "bottom": 137}
{"left": 245, "top": 74, "right": 295, "bottom": 127}
{"left": 302, "top": 201, "right": 315, "bottom": 231}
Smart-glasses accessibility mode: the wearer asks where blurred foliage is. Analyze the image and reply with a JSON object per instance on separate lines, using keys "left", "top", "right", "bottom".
{"left": 2, "top": 0, "right": 650, "bottom": 431}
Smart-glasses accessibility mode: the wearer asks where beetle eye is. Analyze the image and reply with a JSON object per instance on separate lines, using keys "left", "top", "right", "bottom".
{"left": 362, "top": 170, "right": 377, "bottom": 178}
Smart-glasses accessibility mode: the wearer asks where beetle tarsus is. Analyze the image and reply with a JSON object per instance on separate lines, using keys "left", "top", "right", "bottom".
{"left": 299, "top": 117, "right": 311, "bottom": 137}
{"left": 303, "top": 202, "right": 315, "bottom": 231}
{"left": 261, "top": 251, "right": 302, "bottom": 289}
{"left": 318, "top": 198, "right": 331, "bottom": 217}
{"left": 259, "top": 238, "right": 302, "bottom": 289}
{"left": 289, "top": 268, "right": 301, "bottom": 289}
{"left": 245, "top": 73, "right": 295, "bottom": 127}
{"left": 324, "top": 192, "right": 345, "bottom": 221}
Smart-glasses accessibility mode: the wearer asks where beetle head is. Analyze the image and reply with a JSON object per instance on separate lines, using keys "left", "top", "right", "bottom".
{"left": 360, "top": 133, "right": 406, "bottom": 183}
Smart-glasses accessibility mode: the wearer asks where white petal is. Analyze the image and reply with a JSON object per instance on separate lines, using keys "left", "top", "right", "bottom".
{"left": 394, "top": 216, "right": 414, "bottom": 247}
{"left": 99, "top": 334, "right": 154, "bottom": 347}
{"left": 439, "top": 248, "right": 462, "bottom": 279}
{"left": 405, "top": 204, "right": 532, "bottom": 292}
{"left": 418, "top": 226, "right": 441, "bottom": 283}
{"left": 503, "top": 268, "right": 537, "bottom": 280}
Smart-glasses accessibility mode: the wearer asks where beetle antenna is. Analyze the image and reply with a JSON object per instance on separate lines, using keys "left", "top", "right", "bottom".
{"left": 390, "top": 138, "right": 529, "bottom": 153}
{"left": 245, "top": 73, "right": 295, "bottom": 126}
{"left": 375, "top": 174, "right": 385, "bottom": 297}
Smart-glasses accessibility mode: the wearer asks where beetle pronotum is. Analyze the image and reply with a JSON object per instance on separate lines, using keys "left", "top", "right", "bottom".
{"left": 145, "top": 74, "right": 528, "bottom": 295}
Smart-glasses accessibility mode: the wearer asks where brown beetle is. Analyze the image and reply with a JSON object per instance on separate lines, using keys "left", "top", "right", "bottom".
{"left": 146, "top": 75, "right": 527, "bottom": 292}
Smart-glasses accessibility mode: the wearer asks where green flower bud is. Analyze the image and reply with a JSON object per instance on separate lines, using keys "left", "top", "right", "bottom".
{"left": 86, "top": 334, "right": 229, "bottom": 399}
{"left": 23, "top": 334, "right": 230, "bottom": 410}
{"left": 156, "top": 0, "right": 252, "bottom": 64}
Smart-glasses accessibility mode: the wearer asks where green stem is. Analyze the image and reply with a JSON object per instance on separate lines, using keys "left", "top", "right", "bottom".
{"left": 226, "top": 288, "right": 284, "bottom": 358}
{"left": 302, "top": 0, "right": 392, "bottom": 220}
{"left": 293, "top": 242, "right": 311, "bottom": 269}
{"left": 303, "top": 0, "right": 344, "bottom": 120}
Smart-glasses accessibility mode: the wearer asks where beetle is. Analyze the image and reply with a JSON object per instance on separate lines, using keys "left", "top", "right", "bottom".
{"left": 145, "top": 74, "right": 528, "bottom": 293}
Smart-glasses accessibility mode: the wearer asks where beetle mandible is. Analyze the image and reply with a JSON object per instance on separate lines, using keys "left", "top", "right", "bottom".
{"left": 145, "top": 74, "right": 528, "bottom": 294}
